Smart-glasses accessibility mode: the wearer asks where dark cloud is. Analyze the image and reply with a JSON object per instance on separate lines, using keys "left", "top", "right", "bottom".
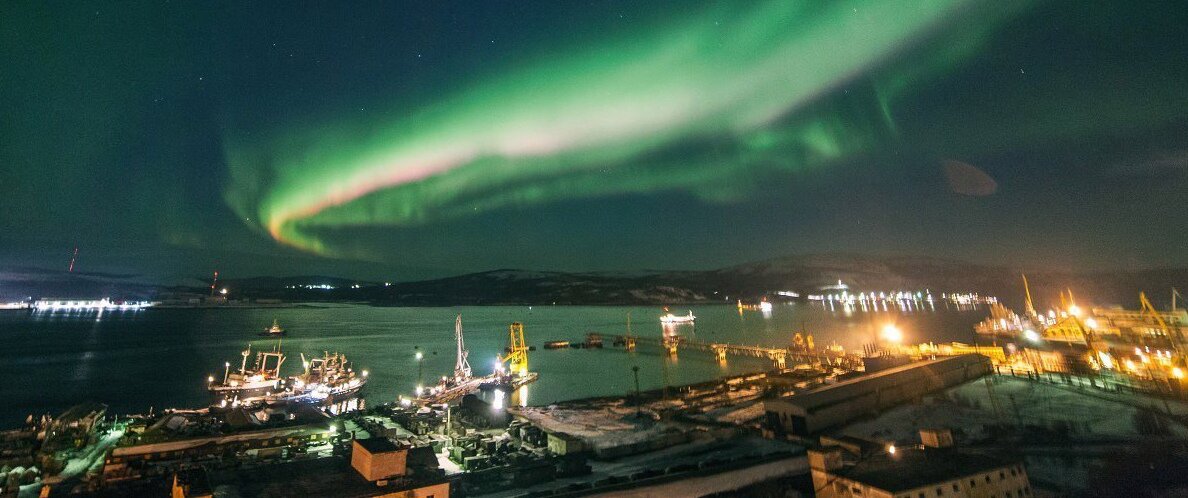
{"left": 942, "top": 160, "right": 997, "bottom": 197}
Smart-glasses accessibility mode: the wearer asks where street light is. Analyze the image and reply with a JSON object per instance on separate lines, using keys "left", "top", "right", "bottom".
{"left": 415, "top": 349, "right": 424, "bottom": 390}
{"left": 631, "top": 365, "right": 642, "bottom": 417}
{"left": 880, "top": 323, "right": 903, "bottom": 344}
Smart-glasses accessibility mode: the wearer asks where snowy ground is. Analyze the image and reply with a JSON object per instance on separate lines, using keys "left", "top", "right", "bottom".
{"left": 838, "top": 376, "right": 1188, "bottom": 494}
{"left": 586, "top": 456, "right": 807, "bottom": 498}
{"left": 698, "top": 399, "right": 765, "bottom": 425}
{"left": 842, "top": 376, "right": 1188, "bottom": 444}
{"left": 515, "top": 402, "right": 683, "bottom": 451}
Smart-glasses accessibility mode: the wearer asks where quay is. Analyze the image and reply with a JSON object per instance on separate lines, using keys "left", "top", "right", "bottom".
{"left": 600, "top": 332, "right": 860, "bottom": 369}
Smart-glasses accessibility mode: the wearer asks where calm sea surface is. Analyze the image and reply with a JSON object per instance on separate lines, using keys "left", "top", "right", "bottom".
{"left": 0, "top": 303, "right": 987, "bottom": 427}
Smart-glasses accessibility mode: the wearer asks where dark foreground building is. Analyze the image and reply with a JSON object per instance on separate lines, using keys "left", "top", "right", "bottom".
{"left": 809, "top": 429, "right": 1033, "bottom": 498}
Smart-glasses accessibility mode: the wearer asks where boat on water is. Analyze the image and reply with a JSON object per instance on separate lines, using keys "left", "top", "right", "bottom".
{"left": 737, "top": 300, "right": 773, "bottom": 312}
{"left": 259, "top": 318, "right": 286, "bottom": 337}
{"left": 660, "top": 310, "right": 696, "bottom": 324}
{"left": 209, "top": 343, "right": 367, "bottom": 409}
{"left": 278, "top": 351, "right": 368, "bottom": 404}
{"left": 478, "top": 371, "right": 539, "bottom": 392}
{"left": 975, "top": 303, "right": 1041, "bottom": 339}
{"left": 209, "top": 343, "right": 287, "bottom": 405}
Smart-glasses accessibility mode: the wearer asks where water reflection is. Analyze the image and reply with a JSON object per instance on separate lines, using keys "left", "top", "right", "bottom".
{"left": 0, "top": 304, "right": 991, "bottom": 424}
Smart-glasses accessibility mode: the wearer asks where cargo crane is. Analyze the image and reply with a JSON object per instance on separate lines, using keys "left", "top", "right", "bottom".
{"left": 1140, "top": 292, "right": 1182, "bottom": 356}
{"left": 1021, "top": 274, "right": 1038, "bottom": 318}
{"left": 453, "top": 314, "right": 472, "bottom": 381}
{"left": 499, "top": 322, "right": 529, "bottom": 376}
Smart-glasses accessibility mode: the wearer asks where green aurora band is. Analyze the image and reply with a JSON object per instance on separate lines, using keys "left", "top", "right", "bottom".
{"left": 224, "top": 0, "right": 1026, "bottom": 257}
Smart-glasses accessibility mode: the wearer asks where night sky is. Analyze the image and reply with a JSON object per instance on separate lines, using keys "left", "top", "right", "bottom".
{"left": 2, "top": 1, "right": 1187, "bottom": 280}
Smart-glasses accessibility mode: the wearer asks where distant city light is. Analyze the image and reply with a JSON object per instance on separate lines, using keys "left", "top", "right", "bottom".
{"left": 32, "top": 298, "right": 153, "bottom": 311}
{"left": 887, "top": 444, "right": 896, "bottom": 455}
{"left": 286, "top": 284, "right": 336, "bottom": 290}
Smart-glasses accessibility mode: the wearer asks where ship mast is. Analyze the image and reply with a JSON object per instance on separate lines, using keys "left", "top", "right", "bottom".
{"left": 454, "top": 314, "right": 472, "bottom": 380}
{"left": 239, "top": 344, "right": 251, "bottom": 374}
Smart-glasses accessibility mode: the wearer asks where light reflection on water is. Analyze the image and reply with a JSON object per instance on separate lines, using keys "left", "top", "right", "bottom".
{"left": 0, "top": 303, "right": 987, "bottom": 426}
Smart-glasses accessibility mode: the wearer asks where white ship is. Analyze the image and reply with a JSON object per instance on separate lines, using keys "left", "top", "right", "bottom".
{"left": 660, "top": 310, "right": 696, "bottom": 324}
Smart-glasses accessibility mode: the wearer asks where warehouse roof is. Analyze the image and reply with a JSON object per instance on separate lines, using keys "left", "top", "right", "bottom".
{"left": 769, "top": 354, "right": 989, "bottom": 414}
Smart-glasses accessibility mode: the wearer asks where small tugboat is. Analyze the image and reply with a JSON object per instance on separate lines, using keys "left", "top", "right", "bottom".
{"left": 260, "top": 318, "right": 287, "bottom": 337}
{"left": 209, "top": 342, "right": 287, "bottom": 406}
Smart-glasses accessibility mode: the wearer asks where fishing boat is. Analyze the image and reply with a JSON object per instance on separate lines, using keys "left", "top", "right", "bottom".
{"left": 209, "top": 343, "right": 286, "bottom": 405}
{"left": 277, "top": 351, "right": 368, "bottom": 404}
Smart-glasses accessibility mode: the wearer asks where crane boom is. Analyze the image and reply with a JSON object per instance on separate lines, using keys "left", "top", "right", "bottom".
{"left": 1021, "top": 274, "right": 1037, "bottom": 318}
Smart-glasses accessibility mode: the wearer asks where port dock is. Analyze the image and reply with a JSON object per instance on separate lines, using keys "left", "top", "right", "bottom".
{"left": 601, "top": 333, "right": 858, "bottom": 369}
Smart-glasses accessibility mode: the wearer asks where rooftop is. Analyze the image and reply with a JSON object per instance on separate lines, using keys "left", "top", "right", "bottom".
{"left": 354, "top": 437, "right": 403, "bottom": 454}
{"left": 772, "top": 355, "right": 988, "bottom": 413}
{"left": 206, "top": 455, "right": 446, "bottom": 497}
{"left": 835, "top": 447, "right": 1018, "bottom": 492}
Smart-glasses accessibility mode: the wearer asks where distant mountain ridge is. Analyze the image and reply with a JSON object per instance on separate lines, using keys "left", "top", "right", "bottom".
{"left": 1, "top": 254, "right": 1184, "bottom": 309}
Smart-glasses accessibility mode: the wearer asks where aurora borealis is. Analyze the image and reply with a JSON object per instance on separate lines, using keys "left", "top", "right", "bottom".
{"left": 225, "top": 0, "right": 1015, "bottom": 256}
{"left": 3, "top": 1, "right": 1188, "bottom": 277}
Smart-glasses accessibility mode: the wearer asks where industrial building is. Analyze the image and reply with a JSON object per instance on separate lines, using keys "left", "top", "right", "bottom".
{"left": 103, "top": 421, "right": 341, "bottom": 481}
{"left": 809, "top": 429, "right": 1032, "bottom": 498}
{"left": 765, "top": 355, "right": 991, "bottom": 436}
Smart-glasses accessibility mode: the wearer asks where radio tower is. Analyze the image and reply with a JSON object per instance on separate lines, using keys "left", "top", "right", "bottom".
{"left": 68, "top": 247, "right": 78, "bottom": 272}
{"left": 210, "top": 270, "right": 219, "bottom": 296}
{"left": 453, "top": 314, "right": 472, "bottom": 380}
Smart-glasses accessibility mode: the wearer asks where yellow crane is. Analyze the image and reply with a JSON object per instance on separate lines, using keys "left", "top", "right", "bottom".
{"left": 499, "top": 322, "right": 529, "bottom": 376}
{"left": 1140, "top": 292, "right": 1182, "bottom": 355}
